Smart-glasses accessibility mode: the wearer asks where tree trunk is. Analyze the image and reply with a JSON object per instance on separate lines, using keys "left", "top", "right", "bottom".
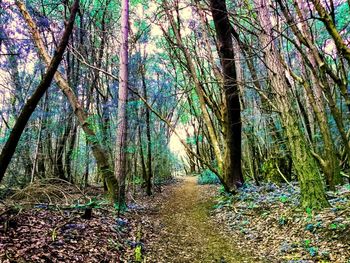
{"left": 138, "top": 125, "right": 148, "bottom": 187}
{"left": 255, "top": 0, "right": 329, "bottom": 208}
{"left": 30, "top": 99, "right": 46, "bottom": 182}
{"left": 114, "top": 0, "right": 129, "bottom": 207}
{"left": 141, "top": 65, "right": 153, "bottom": 196}
{"left": 278, "top": 0, "right": 342, "bottom": 188}
{"left": 66, "top": 122, "right": 76, "bottom": 182}
{"left": 210, "top": 0, "right": 244, "bottom": 190}
{"left": 55, "top": 115, "right": 71, "bottom": 181}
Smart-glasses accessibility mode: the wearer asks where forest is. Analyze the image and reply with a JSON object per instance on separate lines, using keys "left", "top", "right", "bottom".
{"left": 0, "top": 0, "right": 349, "bottom": 261}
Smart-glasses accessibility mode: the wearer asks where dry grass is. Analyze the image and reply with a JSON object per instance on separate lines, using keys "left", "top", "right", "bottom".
{"left": 7, "top": 179, "right": 87, "bottom": 205}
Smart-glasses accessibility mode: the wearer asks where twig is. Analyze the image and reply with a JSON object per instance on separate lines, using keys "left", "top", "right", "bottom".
{"left": 51, "top": 216, "right": 78, "bottom": 241}
{"left": 276, "top": 163, "right": 294, "bottom": 188}
{"left": 340, "top": 171, "right": 349, "bottom": 178}
{"left": 0, "top": 208, "right": 14, "bottom": 217}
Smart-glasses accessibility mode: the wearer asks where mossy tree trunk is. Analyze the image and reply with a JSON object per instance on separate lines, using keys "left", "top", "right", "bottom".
{"left": 277, "top": 0, "right": 341, "bottom": 190}
{"left": 255, "top": 0, "right": 329, "bottom": 209}
{"left": 277, "top": 0, "right": 350, "bottom": 164}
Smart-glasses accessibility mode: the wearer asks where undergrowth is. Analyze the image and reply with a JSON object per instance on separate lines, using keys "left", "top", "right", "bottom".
{"left": 197, "top": 169, "right": 221, "bottom": 185}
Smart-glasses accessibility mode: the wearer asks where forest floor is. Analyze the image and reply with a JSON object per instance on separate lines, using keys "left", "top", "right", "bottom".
{"left": 0, "top": 177, "right": 349, "bottom": 262}
{"left": 130, "top": 177, "right": 350, "bottom": 263}
{"left": 0, "top": 181, "right": 128, "bottom": 262}
{"left": 211, "top": 182, "right": 350, "bottom": 263}
{"left": 129, "top": 176, "right": 261, "bottom": 263}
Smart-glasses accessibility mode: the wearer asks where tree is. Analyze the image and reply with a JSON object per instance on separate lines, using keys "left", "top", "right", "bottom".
{"left": 114, "top": 0, "right": 129, "bottom": 207}
{"left": 162, "top": 0, "right": 242, "bottom": 192}
{"left": 0, "top": 0, "right": 79, "bottom": 183}
{"left": 253, "top": 0, "right": 329, "bottom": 208}
{"left": 16, "top": 1, "right": 119, "bottom": 201}
{"left": 140, "top": 62, "right": 153, "bottom": 196}
{"left": 210, "top": 0, "right": 244, "bottom": 189}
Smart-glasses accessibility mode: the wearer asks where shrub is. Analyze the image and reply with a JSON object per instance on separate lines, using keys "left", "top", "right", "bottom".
{"left": 197, "top": 169, "right": 221, "bottom": 185}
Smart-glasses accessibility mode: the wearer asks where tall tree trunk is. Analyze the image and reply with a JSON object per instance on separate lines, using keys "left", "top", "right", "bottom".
{"left": 278, "top": 0, "right": 342, "bottom": 188}
{"left": 84, "top": 139, "right": 89, "bottom": 187}
{"left": 141, "top": 65, "right": 153, "bottom": 196}
{"left": 0, "top": 1, "right": 79, "bottom": 183}
{"left": 255, "top": 0, "right": 329, "bottom": 208}
{"left": 210, "top": 0, "right": 244, "bottom": 190}
{"left": 114, "top": 0, "right": 129, "bottom": 207}
{"left": 30, "top": 97, "right": 46, "bottom": 182}
{"left": 66, "top": 122, "right": 76, "bottom": 182}
{"left": 55, "top": 115, "right": 71, "bottom": 181}
{"left": 276, "top": 0, "right": 350, "bottom": 162}
{"left": 138, "top": 125, "right": 148, "bottom": 187}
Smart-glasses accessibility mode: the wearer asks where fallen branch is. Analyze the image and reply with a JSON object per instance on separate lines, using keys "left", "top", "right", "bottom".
{"left": 276, "top": 163, "right": 294, "bottom": 189}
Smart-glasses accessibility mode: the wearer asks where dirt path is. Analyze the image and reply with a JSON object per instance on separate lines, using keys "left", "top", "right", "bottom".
{"left": 142, "top": 177, "right": 259, "bottom": 263}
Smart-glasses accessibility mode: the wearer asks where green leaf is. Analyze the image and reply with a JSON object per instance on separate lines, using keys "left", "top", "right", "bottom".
{"left": 279, "top": 195, "right": 288, "bottom": 203}
{"left": 304, "top": 239, "right": 311, "bottom": 248}
{"left": 329, "top": 223, "right": 337, "bottom": 230}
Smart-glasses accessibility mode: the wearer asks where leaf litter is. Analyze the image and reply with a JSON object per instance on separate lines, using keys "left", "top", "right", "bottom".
{"left": 1, "top": 178, "right": 348, "bottom": 263}
{"left": 0, "top": 181, "right": 130, "bottom": 263}
{"left": 212, "top": 182, "right": 350, "bottom": 262}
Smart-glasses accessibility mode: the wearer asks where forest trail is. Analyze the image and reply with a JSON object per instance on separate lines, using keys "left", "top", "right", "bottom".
{"left": 143, "top": 177, "right": 259, "bottom": 262}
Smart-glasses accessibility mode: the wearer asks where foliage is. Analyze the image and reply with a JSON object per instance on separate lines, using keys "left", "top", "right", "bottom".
{"left": 303, "top": 239, "right": 318, "bottom": 257}
{"left": 134, "top": 245, "right": 142, "bottom": 262}
{"left": 306, "top": 207, "right": 313, "bottom": 222}
{"left": 214, "top": 192, "right": 234, "bottom": 209}
{"left": 197, "top": 169, "right": 221, "bottom": 185}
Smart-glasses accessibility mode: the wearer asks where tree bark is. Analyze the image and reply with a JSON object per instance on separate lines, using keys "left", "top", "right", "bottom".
{"left": 278, "top": 0, "right": 342, "bottom": 188}
{"left": 114, "top": 0, "right": 129, "bottom": 207}
{"left": 141, "top": 65, "right": 153, "bottom": 196}
{"left": 210, "top": 0, "right": 244, "bottom": 190}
